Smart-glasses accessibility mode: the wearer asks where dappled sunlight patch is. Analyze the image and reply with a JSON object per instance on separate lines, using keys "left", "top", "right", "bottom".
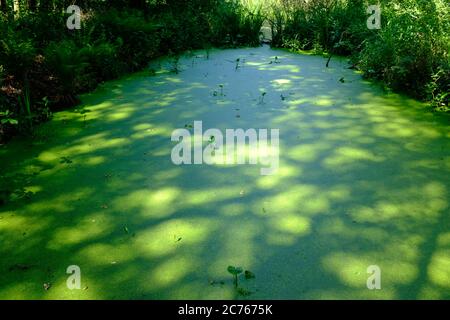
{"left": 47, "top": 216, "right": 113, "bottom": 249}
{"left": 207, "top": 221, "right": 261, "bottom": 275}
{"left": 0, "top": 213, "right": 32, "bottom": 233}
{"left": 287, "top": 144, "right": 328, "bottom": 162}
{"left": 76, "top": 101, "right": 113, "bottom": 113}
{"left": 315, "top": 98, "right": 333, "bottom": 107}
{"left": 372, "top": 121, "right": 420, "bottom": 139}
{"left": 0, "top": 282, "right": 41, "bottom": 299}
{"left": 259, "top": 64, "right": 300, "bottom": 73}
{"left": 322, "top": 253, "right": 376, "bottom": 287}
{"left": 114, "top": 188, "right": 181, "bottom": 219}
{"left": 382, "top": 235, "right": 422, "bottom": 261}
{"left": 256, "top": 164, "right": 302, "bottom": 189}
{"left": 428, "top": 232, "right": 450, "bottom": 288}
{"left": 106, "top": 106, "right": 135, "bottom": 121}
{"left": 264, "top": 186, "right": 315, "bottom": 213}
{"left": 323, "top": 252, "right": 418, "bottom": 291}
{"left": 349, "top": 203, "right": 423, "bottom": 223}
{"left": 272, "top": 214, "right": 310, "bottom": 236}
{"left": 24, "top": 197, "right": 75, "bottom": 214}
{"left": 43, "top": 274, "right": 100, "bottom": 300}
{"left": 23, "top": 185, "right": 42, "bottom": 194}
{"left": 245, "top": 61, "right": 266, "bottom": 67}
{"left": 271, "top": 111, "right": 305, "bottom": 123}
{"left": 133, "top": 123, "right": 154, "bottom": 131}
{"left": 428, "top": 251, "right": 450, "bottom": 288}
{"left": 326, "top": 185, "right": 351, "bottom": 201}
{"left": 423, "top": 181, "right": 447, "bottom": 198}
{"left": 287, "top": 98, "right": 308, "bottom": 107}
{"left": 351, "top": 203, "right": 402, "bottom": 221}
{"left": 151, "top": 167, "right": 183, "bottom": 181}
{"left": 417, "top": 285, "right": 447, "bottom": 300}
{"left": 24, "top": 187, "right": 95, "bottom": 215}
{"left": 271, "top": 79, "right": 291, "bottom": 86}
{"left": 130, "top": 125, "right": 173, "bottom": 140}
{"left": 135, "top": 218, "right": 215, "bottom": 258}
{"left": 164, "top": 77, "right": 183, "bottom": 83}
{"left": 148, "top": 256, "right": 196, "bottom": 289}
{"left": 215, "top": 100, "right": 233, "bottom": 106}
{"left": 37, "top": 137, "right": 129, "bottom": 165}
{"left": 323, "top": 146, "right": 384, "bottom": 168}
{"left": 148, "top": 125, "right": 174, "bottom": 138}
{"left": 266, "top": 185, "right": 330, "bottom": 216}
{"left": 185, "top": 187, "right": 247, "bottom": 206}
{"left": 312, "top": 110, "right": 334, "bottom": 117}
{"left": 78, "top": 243, "right": 136, "bottom": 266}
{"left": 351, "top": 182, "right": 448, "bottom": 222}
{"left": 154, "top": 96, "right": 176, "bottom": 107}
{"left": 318, "top": 217, "right": 390, "bottom": 242}
{"left": 37, "top": 150, "right": 61, "bottom": 163}
{"left": 82, "top": 155, "right": 106, "bottom": 166}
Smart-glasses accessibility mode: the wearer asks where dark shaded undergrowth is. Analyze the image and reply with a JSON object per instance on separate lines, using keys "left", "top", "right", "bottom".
{"left": 0, "top": 0, "right": 264, "bottom": 143}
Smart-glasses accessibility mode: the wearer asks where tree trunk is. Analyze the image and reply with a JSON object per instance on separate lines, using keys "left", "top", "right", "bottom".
{"left": 13, "top": 0, "right": 20, "bottom": 14}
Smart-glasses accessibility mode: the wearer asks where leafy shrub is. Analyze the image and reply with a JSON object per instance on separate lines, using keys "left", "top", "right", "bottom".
{"left": 44, "top": 40, "right": 89, "bottom": 94}
{"left": 359, "top": 0, "right": 449, "bottom": 100}
{"left": 270, "top": 0, "right": 449, "bottom": 109}
{"left": 95, "top": 9, "right": 161, "bottom": 70}
{"left": 427, "top": 65, "right": 450, "bottom": 112}
{"left": 0, "top": 32, "right": 36, "bottom": 82}
{"left": 79, "top": 42, "right": 124, "bottom": 81}
{"left": 210, "top": 1, "right": 264, "bottom": 47}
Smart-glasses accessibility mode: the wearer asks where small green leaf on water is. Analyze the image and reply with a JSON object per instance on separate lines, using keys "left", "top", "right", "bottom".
{"left": 237, "top": 287, "right": 252, "bottom": 296}
{"left": 124, "top": 226, "right": 129, "bottom": 234}
{"left": 209, "top": 280, "right": 225, "bottom": 286}
{"left": 244, "top": 270, "right": 255, "bottom": 279}
{"left": 227, "top": 266, "right": 243, "bottom": 275}
{"left": 60, "top": 157, "right": 73, "bottom": 164}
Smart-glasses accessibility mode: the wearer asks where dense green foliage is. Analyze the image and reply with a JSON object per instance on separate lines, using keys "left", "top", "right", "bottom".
{"left": 0, "top": 0, "right": 448, "bottom": 143}
{"left": 268, "top": 0, "right": 449, "bottom": 110}
{"left": 0, "top": 0, "right": 264, "bottom": 142}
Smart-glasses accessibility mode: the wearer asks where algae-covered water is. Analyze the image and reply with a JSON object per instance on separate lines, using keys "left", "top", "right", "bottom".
{"left": 0, "top": 46, "right": 449, "bottom": 299}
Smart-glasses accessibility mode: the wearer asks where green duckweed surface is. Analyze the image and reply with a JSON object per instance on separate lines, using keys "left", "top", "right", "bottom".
{"left": 0, "top": 46, "right": 449, "bottom": 299}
